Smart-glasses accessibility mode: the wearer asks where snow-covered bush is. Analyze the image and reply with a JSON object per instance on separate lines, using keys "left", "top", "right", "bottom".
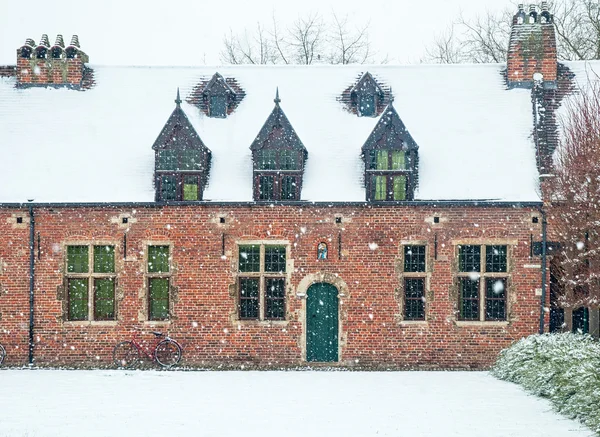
{"left": 492, "top": 333, "right": 600, "bottom": 434}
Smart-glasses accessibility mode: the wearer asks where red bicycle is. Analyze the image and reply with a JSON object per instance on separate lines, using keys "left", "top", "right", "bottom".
{"left": 113, "top": 330, "right": 182, "bottom": 369}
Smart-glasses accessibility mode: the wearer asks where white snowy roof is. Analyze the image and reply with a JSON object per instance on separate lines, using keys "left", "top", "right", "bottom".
{"left": 0, "top": 64, "right": 541, "bottom": 203}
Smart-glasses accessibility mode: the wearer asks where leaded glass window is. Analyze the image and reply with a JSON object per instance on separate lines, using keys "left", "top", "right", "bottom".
{"left": 155, "top": 148, "right": 206, "bottom": 202}
{"left": 403, "top": 245, "right": 427, "bottom": 321}
{"left": 147, "top": 245, "right": 171, "bottom": 321}
{"left": 404, "top": 278, "right": 425, "bottom": 321}
{"left": 404, "top": 246, "right": 426, "bottom": 272}
{"left": 66, "top": 244, "right": 116, "bottom": 321}
{"left": 259, "top": 175, "right": 275, "bottom": 200}
{"left": 457, "top": 244, "right": 509, "bottom": 322}
{"left": 237, "top": 243, "right": 288, "bottom": 321}
{"left": 460, "top": 278, "right": 480, "bottom": 321}
{"left": 254, "top": 149, "right": 303, "bottom": 201}
{"left": 366, "top": 150, "right": 409, "bottom": 201}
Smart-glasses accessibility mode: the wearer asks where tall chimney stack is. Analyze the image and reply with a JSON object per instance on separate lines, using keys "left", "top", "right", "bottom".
{"left": 16, "top": 34, "right": 89, "bottom": 88}
{"left": 507, "top": 2, "right": 557, "bottom": 88}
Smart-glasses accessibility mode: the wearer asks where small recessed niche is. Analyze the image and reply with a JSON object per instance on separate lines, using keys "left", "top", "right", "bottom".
{"left": 219, "top": 217, "right": 226, "bottom": 224}
{"left": 433, "top": 216, "right": 440, "bottom": 224}
{"left": 532, "top": 217, "right": 539, "bottom": 224}
{"left": 16, "top": 217, "right": 23, "bottom": 224}
{"left": 122, "top": 217, "right": 129, "bottom": 224}
{"left": 335, "top": 217, "right": 342, "bottom": 224}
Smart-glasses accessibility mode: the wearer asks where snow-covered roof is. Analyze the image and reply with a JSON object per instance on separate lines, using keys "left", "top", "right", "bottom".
{"left": 0, "top": 64, "right": 541, "bottom": 203}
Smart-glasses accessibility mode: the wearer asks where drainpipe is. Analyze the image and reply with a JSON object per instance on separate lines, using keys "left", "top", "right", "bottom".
{"left": 539, "top": 208, "right": 547, "bottom": 334}
{"left": 28, "top": 204, "right": 35, "bottom": 365}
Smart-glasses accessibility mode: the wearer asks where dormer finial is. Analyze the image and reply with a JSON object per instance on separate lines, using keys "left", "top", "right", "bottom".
{"left": 175, "top": 87, "right": 182, "bottom": 106}
{"left": 389, "top": 87, "right": 394, "bottom": 104}
{"left": 274, "top": 87, "right": 281, "bottom": 105}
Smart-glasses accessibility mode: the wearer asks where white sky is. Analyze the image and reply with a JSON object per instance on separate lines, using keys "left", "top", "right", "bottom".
{"left": 0, "top": 0, "right": 508, "bottom": 65}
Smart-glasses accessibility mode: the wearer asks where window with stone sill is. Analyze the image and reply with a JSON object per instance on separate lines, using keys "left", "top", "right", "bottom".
{"left": 147, "top": 245, "right": 171, "bottom": 321}
{"left": 237, "top": 244, "right": 287, "bottom": 321}
{"left": 457, "top": 245, "right": 508, "bottom": 322}
{"left": 65, "top": 245, "right": 116, "bottom": 321}
{"left": 403, "top": 245, "right": 426, "bottom": 321}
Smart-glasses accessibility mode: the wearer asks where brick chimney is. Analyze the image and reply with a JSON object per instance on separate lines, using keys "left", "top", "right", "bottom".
{"left": 507, "top": 2, "right": 557, "bottom": 88}
{"left": 16, "top": 34, "right": 89, "bottom": 87}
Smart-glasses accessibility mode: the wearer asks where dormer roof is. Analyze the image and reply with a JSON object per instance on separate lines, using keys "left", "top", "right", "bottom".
{"left": 202, "top": 72, "right": 236, "bottom": 96}
{"left": 250, "top": 89, "right": 306, "bottom": 152}
{"left": 152, "top": 89, "right": 210, "bottom": 154}
{"left": 362, "top": 101, "right": 418, "bottom": 152}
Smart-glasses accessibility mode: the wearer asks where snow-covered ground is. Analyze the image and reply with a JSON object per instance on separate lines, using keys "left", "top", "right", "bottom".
{"left": 0, "top": 370, "right": 592, "bottom": 437}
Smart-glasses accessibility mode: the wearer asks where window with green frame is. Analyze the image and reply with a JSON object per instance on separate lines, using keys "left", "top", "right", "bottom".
{"left": 66, "top": 245, "right": 116, "bottom": 321}
{"left": 237, "top": 244, "right": 287, "bottom": 320}
{"left": 147, "top": 245, "right": 171, "bottom": 321}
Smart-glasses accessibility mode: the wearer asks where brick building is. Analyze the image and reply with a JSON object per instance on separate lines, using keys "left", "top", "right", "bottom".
{"left": 0, "top": 3, "right": 596, "bottom": 368}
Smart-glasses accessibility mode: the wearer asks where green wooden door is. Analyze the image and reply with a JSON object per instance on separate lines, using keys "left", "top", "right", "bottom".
{"left": 306, "top": 283, "right": 339, "bottom": 362}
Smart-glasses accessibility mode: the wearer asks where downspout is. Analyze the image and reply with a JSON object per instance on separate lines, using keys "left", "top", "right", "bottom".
{"left": 28, "top": 205, "right": 35, "bottom": 365}
{"left": 539, "top": 208, "right": 547, "bottom": 334}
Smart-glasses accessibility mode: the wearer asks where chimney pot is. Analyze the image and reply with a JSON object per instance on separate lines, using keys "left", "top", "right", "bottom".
{"left": 54, "top": 34, "right": 65, "bottom": 48}
{"left": 68, "top": 35, "right": 80, "bottom": 48}
{"left": 38, "top": 34, "right": 50, "bottom": 47}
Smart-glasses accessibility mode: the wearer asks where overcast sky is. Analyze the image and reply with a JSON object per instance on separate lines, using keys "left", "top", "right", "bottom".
{"left": 0, "top": 0, "right": 511, "bottom": 65}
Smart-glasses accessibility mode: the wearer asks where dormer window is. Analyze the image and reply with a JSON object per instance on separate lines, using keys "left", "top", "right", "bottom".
{"left": 152, "top": 89, "right": 212, "bottom": 202}
{"left": 199, "top": 72, "right": 236, "bottom": 118}
{"left": 251, "top": 89, "right": 307, "bottom": 201}
{"left": 362, "top": 98, "right": 419, "bottom": 201}
{"left": 345, "top": 72, "right": 387, "bottom": 117}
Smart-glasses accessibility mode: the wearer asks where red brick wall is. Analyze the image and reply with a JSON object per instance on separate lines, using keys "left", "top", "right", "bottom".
{"left": 0, "top": 204, "right": 544, "bottom": 369}
{"left": 507, "top": 24, "right": 557, "bottom": 84}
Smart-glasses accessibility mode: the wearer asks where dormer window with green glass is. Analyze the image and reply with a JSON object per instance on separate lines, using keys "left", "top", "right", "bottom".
{"left": 152, "top": 89, "right": 211, "bottom": 202}
{"left": 362, "top": 99, "right": 419, "bottom": 201}
{"left": 250, "top": 90, "right": 307, "bottom": 201}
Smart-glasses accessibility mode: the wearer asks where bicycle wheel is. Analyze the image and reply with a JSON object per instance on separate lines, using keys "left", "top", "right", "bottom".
{"left": 113, "top": 341, "right": 140, "bottom": 369}
{"left": 154, "top": 339, "right": 182, "bottom": 368}
{"left": 0, "top": 343, "right": 5, "bottom": 366}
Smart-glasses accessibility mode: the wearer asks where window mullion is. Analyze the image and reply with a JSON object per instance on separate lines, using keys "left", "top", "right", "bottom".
{"left": 260, "top": 245, "right": 265, "bottom": 320}
{"left": 480, "top": 246, "right": 485, "bottom": 321}
{"left": 88, "top": 245, "right": 94, "bottom": 321}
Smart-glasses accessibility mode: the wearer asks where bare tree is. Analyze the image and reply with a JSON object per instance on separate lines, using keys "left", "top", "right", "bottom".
{"left": 423, "top": 0, "right": 600, "bottom": 64}
{"left": 550, "top": 79, "right": 600, "bottom": 313}
{"left": 221, "top": 24, "right": 278, "bottom": 65}
{"left": 220, "top": 12, "right": 379, "bottom": 65}
{"left": 328, "top": 13, "right": 372, "bottom": 64}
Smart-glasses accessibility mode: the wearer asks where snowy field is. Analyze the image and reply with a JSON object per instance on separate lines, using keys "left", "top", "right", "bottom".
{"left": 0, "top": 370, "right": 592, "bottom": 437}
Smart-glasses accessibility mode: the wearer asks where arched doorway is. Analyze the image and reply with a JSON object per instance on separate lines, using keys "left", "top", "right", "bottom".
{"left": 306, "top": 283, "right": 339, "bottom": 362}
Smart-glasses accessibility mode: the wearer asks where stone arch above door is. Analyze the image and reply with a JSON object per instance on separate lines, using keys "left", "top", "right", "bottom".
{"left": 296, "top": 272, "right": 349, "bottom": 299}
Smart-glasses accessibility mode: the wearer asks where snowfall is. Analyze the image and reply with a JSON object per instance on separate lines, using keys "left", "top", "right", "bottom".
{"left": 0, "top": 370, "right": 592, "bottom": 436}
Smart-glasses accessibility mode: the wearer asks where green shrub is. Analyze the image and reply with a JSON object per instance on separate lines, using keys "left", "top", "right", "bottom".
{"left": 492, "top": 333, "right": 600, "bottom": 434}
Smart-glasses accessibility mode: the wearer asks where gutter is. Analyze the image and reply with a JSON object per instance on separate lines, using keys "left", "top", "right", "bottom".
{"left": 539, "top": 208, "right": 548, "bottom": 334}
{"left": 28, "top": 204, "right": 35, "bottom": 365}
{"left": 0, "top": 200, "right": 544, "bottom": 209}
